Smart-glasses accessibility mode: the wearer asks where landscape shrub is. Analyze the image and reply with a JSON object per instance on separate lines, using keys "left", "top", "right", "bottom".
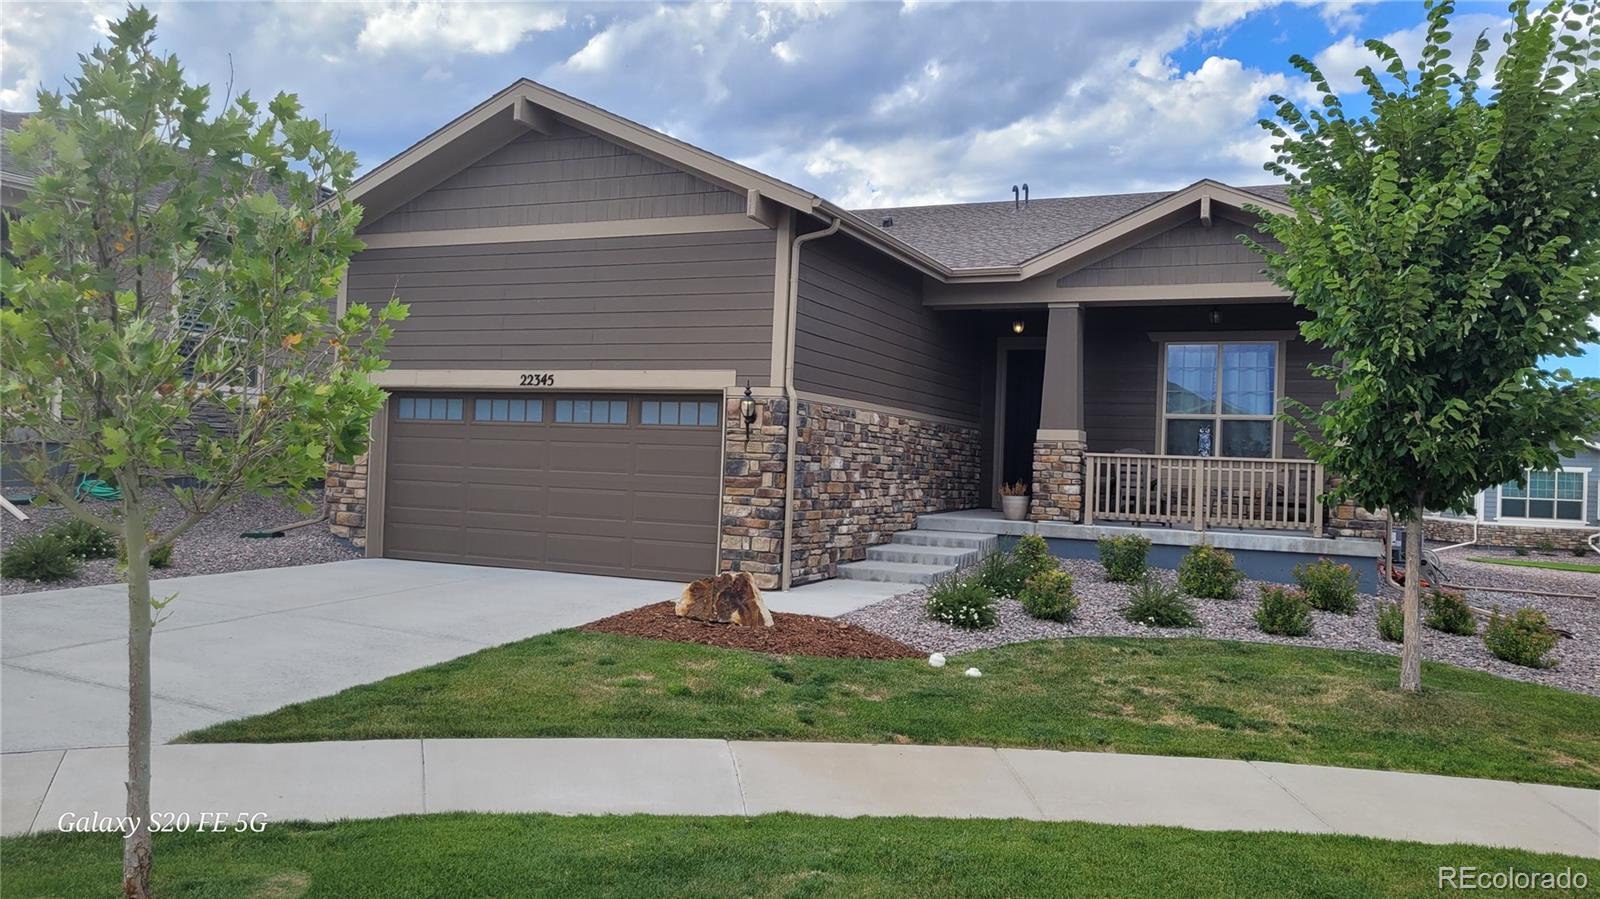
{"left": 1423, "top": 589, "right": 1476, "bottom": 636}
{"left": 1376, "top": 602, "right": 1405, "bottom": 642}
{"left": 1177, "top": 544, "right": 1243, "bottom": 599}
{"left": 1018, "top": 569, "right": 1077, "bottom": 622}
{"left": 1294, "top": 558, "right": 1358, "bottom": 614}
{"left": 48, "top": 518, "right": 118, "bottom": 560}
{"left": 970, "top": 550, "right": 1028, "bottom": 599}
{"left": 1097, "top": 535, "right": 1151, "bottom": 583}
{"left": 1010, "top": 534, "right": 1056, "bottom": 582}
{"left": 1254, "top": 585, "right": 1312, "bottom": 637}
{"left": 925, "top": 576, "right": 997, "bottom": 630}
{"left": 1482, "top": 607, "right": 1558, "bottom": 669}
{"left": 1121, "top": 578, "right": 1199, "bottom": 628}
{"left": 1, "top": 533, "right": 80, "bottom": 582}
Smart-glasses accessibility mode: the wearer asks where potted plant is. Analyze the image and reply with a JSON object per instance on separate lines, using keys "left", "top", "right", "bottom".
{"left": 1000, "top": 481, "right": 1030, "bottom": 521}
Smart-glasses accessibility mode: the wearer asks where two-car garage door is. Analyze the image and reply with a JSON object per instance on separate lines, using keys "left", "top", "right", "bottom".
{"left": 382, "top": 393, "right": 722, "bottom": 582}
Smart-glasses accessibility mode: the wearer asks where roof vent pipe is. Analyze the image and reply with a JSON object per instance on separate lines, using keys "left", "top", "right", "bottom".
{"left": 1012, "top": 185, "right": 1019, "bottom": 209}
{"left": 1023, "top": 183, "right": 1029, "bottom": 207}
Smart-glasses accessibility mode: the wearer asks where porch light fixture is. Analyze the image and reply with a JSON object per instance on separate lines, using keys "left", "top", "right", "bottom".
{"left": 1011, "top": 320, "right": 1025, "bottom": 334}
{"left": 1208, "top": 306, "right": 1222, "bottom": 326}
{"left": 740, "top": 384, "right": 758, "bottom": 435}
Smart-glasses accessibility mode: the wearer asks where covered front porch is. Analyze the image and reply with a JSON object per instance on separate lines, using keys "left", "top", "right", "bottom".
{"left": 977, "top": 301, "right": 1341, "bottom": 538}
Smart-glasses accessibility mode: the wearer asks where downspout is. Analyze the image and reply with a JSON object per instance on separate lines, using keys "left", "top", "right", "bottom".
{"left": 780, "top": 214, "right": 841, "bottom": 591}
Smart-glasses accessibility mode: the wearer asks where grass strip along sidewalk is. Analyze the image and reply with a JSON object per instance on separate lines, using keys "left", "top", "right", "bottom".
{"left": 5, "top": 813, "right": 1598, "bottom": 898}
{"left": 182, "top": 632, "right": 1600, "bottom": 789}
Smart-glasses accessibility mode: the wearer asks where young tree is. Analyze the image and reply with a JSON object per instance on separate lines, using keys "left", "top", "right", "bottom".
{"left": 1250, "top": 0, "right": 1600, "bottom": 692}
{"left": 0, "top": 9, "right": 404, "bottom": 895}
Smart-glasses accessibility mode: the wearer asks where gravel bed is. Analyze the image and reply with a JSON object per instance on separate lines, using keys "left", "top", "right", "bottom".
{"left": 1, "top": 490, "right": 359, "bottom": 595}
{"left": 841, "top": 557, "right": 1600, "bottom": 698}
{"left": 1431, "top": 543, "right": 1599, "bottom": 597}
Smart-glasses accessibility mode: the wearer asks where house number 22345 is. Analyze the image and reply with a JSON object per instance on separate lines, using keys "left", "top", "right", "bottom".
{"left": 519, "top": 373, "right": 555, "bottom": 387}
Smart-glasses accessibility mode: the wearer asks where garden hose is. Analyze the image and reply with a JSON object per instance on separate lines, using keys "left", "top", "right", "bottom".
{"left": 74, "top": 476, "right": 121, "bottom": 502}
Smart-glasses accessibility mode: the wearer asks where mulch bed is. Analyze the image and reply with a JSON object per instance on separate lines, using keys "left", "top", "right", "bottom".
{"left": 580, "top": 602, "right": 923, "bottom": 660}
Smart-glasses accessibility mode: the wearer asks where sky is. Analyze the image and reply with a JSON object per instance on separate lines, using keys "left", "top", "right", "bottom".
{"left": 2, "top": 0, "right": 1595, "bottom": 374}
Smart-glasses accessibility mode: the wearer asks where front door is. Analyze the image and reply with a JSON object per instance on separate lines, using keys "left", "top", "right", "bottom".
{"left": 993, "top": 344, "right": 1045, "bottom": 505}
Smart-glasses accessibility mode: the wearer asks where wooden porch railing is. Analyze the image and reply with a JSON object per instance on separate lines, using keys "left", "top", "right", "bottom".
{"left": 1083, "top": 453, "right": 1325, "bottom": 534}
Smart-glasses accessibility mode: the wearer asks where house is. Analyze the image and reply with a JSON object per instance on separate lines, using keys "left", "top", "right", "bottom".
{"left": 1425, "top": 442, "right": 1600, "bottom": 551}
{"left": 318, "top": 78, "right": 1403, "bottom": 592}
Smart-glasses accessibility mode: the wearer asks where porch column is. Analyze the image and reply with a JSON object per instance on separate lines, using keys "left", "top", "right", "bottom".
{"left": 1031, "top": 303, "right": 1087, "bottom": 523}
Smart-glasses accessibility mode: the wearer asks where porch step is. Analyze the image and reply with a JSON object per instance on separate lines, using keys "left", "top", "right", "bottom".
{"left": 891, "top": 530, "right": 999, "bottom": 551}
{"left": 835, "top": 559, "right": 957, "bottom": 585}
{"left": 866, "top": 543, "right": 984, "bottom": 567}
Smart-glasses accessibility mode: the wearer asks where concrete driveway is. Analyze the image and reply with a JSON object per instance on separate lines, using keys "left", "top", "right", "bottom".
{"left": 1, "top": 559, "right": 903, "bottom": 753}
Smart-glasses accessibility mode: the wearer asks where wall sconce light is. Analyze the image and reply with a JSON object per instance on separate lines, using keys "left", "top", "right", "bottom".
{"left": 1208, "top": 306, "right": 1222, "bottom": 326}
{"left": 1011, "top": 320, "right": 1025, "bottom": 334}
{"left": 740, "top": 384, "right": 758, "bottom": 435}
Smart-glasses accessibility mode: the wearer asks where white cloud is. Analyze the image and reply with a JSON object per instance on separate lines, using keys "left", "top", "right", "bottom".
{"left": 1297, "top": 0, "right": 1373, "bottom": 33}
{"left": 770, "top": 40, "right": 798, "bottom": 63}
{"left": 356, "top": 2, "right": 564, "bottom": 56}
{"left": 0, "top": 0, "right": 121, "bottom": 108}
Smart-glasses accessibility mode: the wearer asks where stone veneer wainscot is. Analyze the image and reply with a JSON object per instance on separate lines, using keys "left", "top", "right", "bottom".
{"left": 1030, "top": 437, "right": 1086, "bottom": 524}
{"left": 718, "top": 395, "right": 789, "bottom": 590}
{"left": 787, "top": 399, "right": 982, "bottom": 584}
{"left": 325, "top": 456, "right": 368, "bottom": 547}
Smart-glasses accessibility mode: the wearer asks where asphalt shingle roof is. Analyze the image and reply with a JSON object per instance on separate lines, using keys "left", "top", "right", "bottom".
{"left": 853, "top": 183, "right": 1290, "bottom": 270}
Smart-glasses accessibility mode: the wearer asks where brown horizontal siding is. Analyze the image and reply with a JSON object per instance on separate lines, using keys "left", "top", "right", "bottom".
{"left": 1057, "top": 220, "right": 1278, "bottom": 288}
{"left": 348, "top": 230, "right": 776, "bottom": 382}
{"left": 362, "top": 123, "right": 743, "bottom": 234}
{"left": 1082, "top": 304, "right": 1330, "bottom": 457}
{"left": 794, "top": 234, "right": 981, "bottom": 421}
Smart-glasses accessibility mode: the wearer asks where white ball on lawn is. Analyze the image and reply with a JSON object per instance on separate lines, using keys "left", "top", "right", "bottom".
{"left": 928, "top": 653, "right": 946, "bottom": 668}
{"left": 964, "top": 667, "right": 982, "bottom": 678}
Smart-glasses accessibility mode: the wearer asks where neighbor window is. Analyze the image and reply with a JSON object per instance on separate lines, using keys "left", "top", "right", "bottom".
{"left": 1162, "top": 341, "right": 1278, "bottom": 458}
{"left": 396, "top": 397, "right": 463, "bottom": 421}
{"left": 640, "top": 400, "right": 720, "bottom": 427}
{"left": 1500, "top": 470, "right": 1587, "bottom": 522}
{"left": 554, "top": 398, "right": 628, "bottom": 424}
{"left": 473, "top": 397, "right": 543, "bottom": 423}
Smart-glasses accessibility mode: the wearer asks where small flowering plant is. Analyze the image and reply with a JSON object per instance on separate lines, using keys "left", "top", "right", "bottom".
{"left": 925, "top": 575, "right": 998, "bottom": 630}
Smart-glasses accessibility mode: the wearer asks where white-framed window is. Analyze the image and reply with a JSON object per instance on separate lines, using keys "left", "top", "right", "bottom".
{"left": 1160, "top": 340, "right": 1280, "bottom": 458}
{"left": 1499, "top": 469, "right": 1588, "bottom": 523}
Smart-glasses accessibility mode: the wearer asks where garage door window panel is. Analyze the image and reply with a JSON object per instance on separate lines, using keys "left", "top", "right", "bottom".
{"left": 474, "top": 397, "right": 543, "bottom": 423}
{"left": 641, "top": 400, "right": 720, "bottom": 427}
{"left": 396, "top": 397, "right": 464, "bottom": 421}
{"left": 555, "top": 398, "right": 629, "bottom": 424}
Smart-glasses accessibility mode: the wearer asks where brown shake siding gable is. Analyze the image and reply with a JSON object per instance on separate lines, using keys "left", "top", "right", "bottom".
{"left": 792, "top": 234, "right": 982, "bottom": 422}
{"left": 346, "top": 229, "right": 778, "bottom": 384}
{"left": 361, "top": 122, "right": 744, "bottom": 234}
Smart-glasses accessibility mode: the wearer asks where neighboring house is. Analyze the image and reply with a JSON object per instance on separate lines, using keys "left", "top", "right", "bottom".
{"left": 320, "top": 79, "right": 1380, "bottom": 590}
{"left": 1425, "top": 441, "right": 1600, "bottom": 551}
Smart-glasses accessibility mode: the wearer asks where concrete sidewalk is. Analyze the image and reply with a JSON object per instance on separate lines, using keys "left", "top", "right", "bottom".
{"left": 3, "top": 739, "right": 1595, "bottom": 856}
{"left": 1, "top": 560, "right": 902, "bottom": 753}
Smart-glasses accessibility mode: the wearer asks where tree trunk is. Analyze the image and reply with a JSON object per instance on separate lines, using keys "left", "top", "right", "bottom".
{"left": 1399, "top": 495, "right": 1425, "bottom": 693}
{"left": 123, "top": 504, "right": 154, "bottom": 899}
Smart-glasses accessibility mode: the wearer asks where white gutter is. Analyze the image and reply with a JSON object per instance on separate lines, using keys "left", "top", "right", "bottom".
{"left": 779, "top": 214, "right": 842, "bottom": 591}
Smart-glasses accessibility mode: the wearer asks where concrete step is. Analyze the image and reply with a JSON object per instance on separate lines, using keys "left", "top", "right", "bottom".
{"left": 835, "top": 559, "right": 956, "bottom": 585}
{"left": 866, "top": 543, "right": 983, "bottom": 567}
{"left": 891, "top": 530, "right": 999, "bottom": 551}
{"left": 916, "top": 513, "right": 1030, "bottom": 535}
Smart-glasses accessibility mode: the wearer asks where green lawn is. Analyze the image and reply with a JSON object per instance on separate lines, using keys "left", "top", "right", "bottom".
{"left": 1466, "top": 556, "right": 1600, "bottom": 574}
{"left": 4, "top": 813, "right": 1596, "bottom": 898}
{"left": 181, "top": 633, "right": 1600, "bottom": 788}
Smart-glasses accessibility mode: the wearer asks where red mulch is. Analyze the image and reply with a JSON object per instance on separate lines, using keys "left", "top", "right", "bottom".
{"left": 580, "top": 602, "right": 922, "bottom": 660}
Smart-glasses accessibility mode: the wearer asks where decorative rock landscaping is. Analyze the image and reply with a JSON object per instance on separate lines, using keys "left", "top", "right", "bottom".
{"left": 842, "top": 554, "right": 1599, "bottom": 697}
{"left": 0, "top": 490, "right": 359, "bottom": 595}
